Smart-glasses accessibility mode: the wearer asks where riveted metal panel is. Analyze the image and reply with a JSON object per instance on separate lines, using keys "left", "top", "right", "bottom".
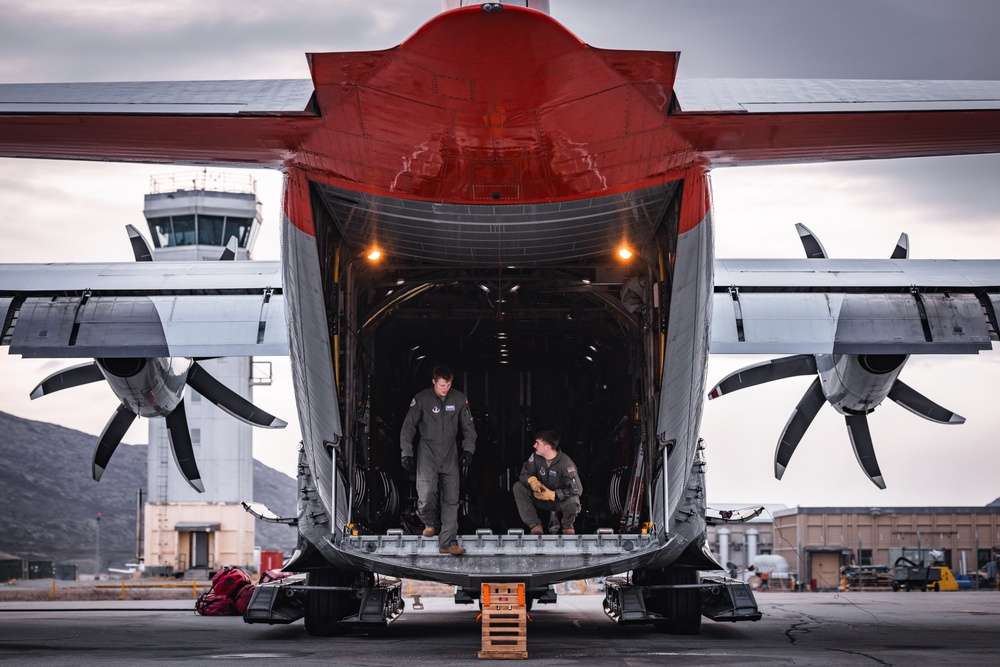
{"left": 922, "top": 293, "right": 991, "bottom": 345}
{"left": 834, "top": 294, "right": 926, "bottom": 345}
{"left": 7, "top": 294, "right": 287, "bottom": 358}
{"left": 0, "top": 80, "right": 314, "bottom": 114}
{"left": 0, "top": 297, "right": 11, "bottom": 338}
{"left": 711, "top": 292, "right": 842, "bottom": 354}
{"left": 711, "top": 291, "right": 992, "bottom": 355}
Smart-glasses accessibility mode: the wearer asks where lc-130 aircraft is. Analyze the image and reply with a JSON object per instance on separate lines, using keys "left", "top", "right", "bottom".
{"left": 3, "top": 1, "right": 1000, "bottom": 636}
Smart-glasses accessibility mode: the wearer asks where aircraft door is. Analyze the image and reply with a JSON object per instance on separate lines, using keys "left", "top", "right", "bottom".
{"left": 190, "top": 532, "right": 210, "bottom": 569}
{"left": 809, "top": 551, "right": 841, "bottom": 590}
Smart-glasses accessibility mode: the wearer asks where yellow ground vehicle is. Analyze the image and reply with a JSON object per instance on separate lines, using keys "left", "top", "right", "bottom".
{"left": 891, "top": 557, "right": 959, "bottom": 591}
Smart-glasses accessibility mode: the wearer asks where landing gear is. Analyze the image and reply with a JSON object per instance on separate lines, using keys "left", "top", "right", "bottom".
{"left": 637, "top": 567, "right": 702, "bottom": 635}
{"left": 604, "top": 567, "right": 702, "bottom": 635}
{"left": 304, "top": 568, "right": 364, "bottom": 637}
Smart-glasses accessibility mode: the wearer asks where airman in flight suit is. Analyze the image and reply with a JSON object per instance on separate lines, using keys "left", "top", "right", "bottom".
{"left": 514, "top": 430, "right": 582, "bottom": 535}
{"left": 400, "top": 365, "right": 477, "bottom": 555}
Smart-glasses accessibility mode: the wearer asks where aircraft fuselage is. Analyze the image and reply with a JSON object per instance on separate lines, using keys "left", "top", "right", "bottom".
{"left": 276, "top": 5, "right": 716, "bottom": 589}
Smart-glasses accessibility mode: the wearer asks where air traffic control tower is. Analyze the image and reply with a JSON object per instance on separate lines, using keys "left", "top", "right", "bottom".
{"left": 140, "top": 171, "right": 270, "bottom": 575}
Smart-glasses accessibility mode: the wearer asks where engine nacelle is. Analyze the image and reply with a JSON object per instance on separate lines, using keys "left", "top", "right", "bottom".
{"left": 816, "top": 353, "right": 907, "bottom": 415}
{"left": 95, "top": 357, "right": 191, "bottom": 418}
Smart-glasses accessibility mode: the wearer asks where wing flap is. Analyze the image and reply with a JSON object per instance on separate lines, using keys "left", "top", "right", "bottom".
{"left": 6, "top": 294, "right": 287, "bottom": 358}
{"left": 0, "top": 261, "right": 288, "bottom": 358}
{"left": 711, "top": 259, "right": 999, "bottom": 354}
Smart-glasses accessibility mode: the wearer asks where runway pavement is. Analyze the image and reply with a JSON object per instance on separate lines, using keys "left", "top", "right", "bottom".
{"left": 0, "top": 591, "right": 998, "bottom": 665}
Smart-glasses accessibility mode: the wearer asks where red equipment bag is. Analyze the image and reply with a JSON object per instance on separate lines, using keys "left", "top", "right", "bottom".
{"left": 195, "top": 567, "right": 254, "bottom": 616}
{"left": 211, "top": 566, "right": 251, "bottom": 598}
{"left": 195, "top": 592, "right": 237, "bottom": 616}
{"left": 234, "top": 583, "right": 255, "bottom": 615}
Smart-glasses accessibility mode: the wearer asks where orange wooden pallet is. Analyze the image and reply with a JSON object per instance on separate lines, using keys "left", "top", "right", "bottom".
{"left": 478, "top": 583, "right": 528, "bottom": 660}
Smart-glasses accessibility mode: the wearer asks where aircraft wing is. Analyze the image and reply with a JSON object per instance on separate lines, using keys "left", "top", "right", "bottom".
{"left": 0, "top": 80, "right": 317, "bottom": 165}
{"left": 3, "top": 76, "right": 1000, "bottom": 169}
{"left": 0, "top": 261, "right": 287, "bottom": 358}
{"left": 710, "top": 258, "right": 1000, "bottom": 355}
{"left": 673, "top": 78, "right": 1000, "bottom": 165}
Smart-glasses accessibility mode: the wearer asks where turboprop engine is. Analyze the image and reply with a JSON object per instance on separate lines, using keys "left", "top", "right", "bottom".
{"left": 28, "top": 225, "right": 286, "bottom": 492}
{"left": 31, "top": 355, "right": 286, "bottom": 492}
{"left": 709, "top": 225, "right": 964, "bottom": 489}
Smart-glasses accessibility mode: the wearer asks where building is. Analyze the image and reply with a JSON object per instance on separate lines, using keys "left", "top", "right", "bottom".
{"left": 772, "top": 505, "right": 1000, "bottom": 591}
{"left": 140, "top": 170, "right": 271, "bottom": 575}
{"left": 705, "top": 504, "right": 787, "bottom": 575}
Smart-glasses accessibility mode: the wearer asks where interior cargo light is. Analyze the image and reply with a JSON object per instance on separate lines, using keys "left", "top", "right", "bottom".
{"left": 367, "top": 247, "right": 382, "bottom": 261}
{"left": 617, "top": 245, "right": 633, "bottom": 260}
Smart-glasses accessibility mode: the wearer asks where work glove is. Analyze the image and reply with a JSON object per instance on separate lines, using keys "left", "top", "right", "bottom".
{"left": 401, "top": 456, "right": 416, "bottom": 473}
{"left": 460, "top": 451, "right": 473, "bottom": 467}
{"left": 527, "top": 476, "right": 544, "bottom": 493}
{"left": 533, "top": 488, "right": 556, "bottom": 502}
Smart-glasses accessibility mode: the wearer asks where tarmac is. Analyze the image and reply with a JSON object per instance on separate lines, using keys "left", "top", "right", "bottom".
{"left": 0, "top": 590, "right": 998, "bottom": 665}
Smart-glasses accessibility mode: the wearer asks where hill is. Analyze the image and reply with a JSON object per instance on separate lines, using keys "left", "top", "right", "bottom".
{"left": 0, "top": 410, "right": 297, "bottom": 572}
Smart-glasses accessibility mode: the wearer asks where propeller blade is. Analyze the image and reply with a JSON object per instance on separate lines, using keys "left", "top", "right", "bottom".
{"left": 775, "top": 378, "right": 826, "bottom": 480}
{"left": 888, "top": 380, "right": 965, "bottom": 424}
{"left": 795, "top": 223, "right": 828, "bottom": 259}
{"left": 218, "top": 236, "right": 239, "bottom": 261}
{"left": 30, "top": 362, "right": 104, "bottom": 399}
{"left": 93, "top": 404, "right": 137, "bottom": 481}
{"left": 890, "top": 232, "right": 909, "bottom": 260}
{"left": 845, "top": 414, "right": 886, "bottom": 489}
{"left": 186, "top": 361, "right": 287, "bottom": 428}
{"left": 709, "top": 354, "right": 817, "bottom": 399}
{"left": 126, "top": 224, "right": 154, "bottom": 262}
{"left": 165, "top": 401, "right": 205, "bottom": 493}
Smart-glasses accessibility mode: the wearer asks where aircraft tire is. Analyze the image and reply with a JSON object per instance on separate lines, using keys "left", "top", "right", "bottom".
{"left": 304, "top": 568, "right": 359, "bottom": 637}
{"left": 640, "top": 567, "right": 702, "bottom": 635}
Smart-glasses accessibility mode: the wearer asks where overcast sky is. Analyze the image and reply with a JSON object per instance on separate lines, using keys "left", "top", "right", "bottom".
{"left": 1, "top": 1, "right": 999, "bottom": 509}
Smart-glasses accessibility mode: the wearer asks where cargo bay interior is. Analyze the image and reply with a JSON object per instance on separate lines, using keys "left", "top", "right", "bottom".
{"left": 311, "top": 180, "right": 681, "bottom": 537}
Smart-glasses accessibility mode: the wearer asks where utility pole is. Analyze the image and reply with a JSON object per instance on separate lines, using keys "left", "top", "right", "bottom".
{"left": 136, "top": 489, "right": 144, "bottom": 565}
{"left": 95, "top": 511, "right": 102, "bottom": 578}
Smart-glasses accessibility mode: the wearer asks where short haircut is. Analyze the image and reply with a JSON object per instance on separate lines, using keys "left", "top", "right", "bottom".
{"left": 432, "top": 365, "right": 454, "bottom": 382}
{"left": 535, "top": 429, "right": 560, "bottom": 450}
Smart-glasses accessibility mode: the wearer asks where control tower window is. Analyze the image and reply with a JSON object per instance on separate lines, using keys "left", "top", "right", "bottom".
{"left": 198, "top": 215, "right": 225, "bottom": 246}
{"left": 223, "top": 217, "right": 254, "bottom": 248}
{"left": 145, "top": 213, "right": 257, "bottom": 248}
{"left": 148, "top": 217, "right": 172, "bottom": 248}
{"left": 172, "top": 215, "right": 196, "bottom": 246}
